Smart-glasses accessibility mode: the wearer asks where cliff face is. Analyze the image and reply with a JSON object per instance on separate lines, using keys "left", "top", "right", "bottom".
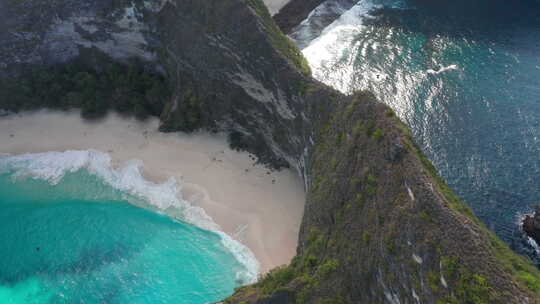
{"left": 0, "top": 0, "right": 162, "bottom": 75}
{"left": 1, "top": 0, "right": 540, "bottom": 303}
{"left": 0, "top": 0, "right": 313, "bottom": 173}
{"left": 154, "top": 0, "right": 314, "bottom": 172}
{"left": 226, "top": 91, "right": 540, "bottom": 303}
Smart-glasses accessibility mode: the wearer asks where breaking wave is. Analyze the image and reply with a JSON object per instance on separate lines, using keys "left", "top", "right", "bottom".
{"left": 427, "top": 64, "right": 459, "bottom": 75}
{"left": 0, "top": 150, "right": 260, "bottom": 284}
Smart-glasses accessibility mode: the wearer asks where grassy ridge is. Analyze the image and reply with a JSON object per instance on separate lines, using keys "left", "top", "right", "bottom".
{"left": 226, "top": 90, "right": 540, "bottom": 303}
{"left": 244, "top": 0, "right": 312, "bottom": 76}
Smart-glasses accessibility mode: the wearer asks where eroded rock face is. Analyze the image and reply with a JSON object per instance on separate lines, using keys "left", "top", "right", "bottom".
{"left": 154, "top": 0, "right": 315, "bottom": 173}
{"left": 226, "top": 92, "right": 540, "bottom": 304}
{"left": 1, "top": 0, "right": 314, "bottom": 174}
{"left": 0, "top": 0, "right": 168, "bottom": 76}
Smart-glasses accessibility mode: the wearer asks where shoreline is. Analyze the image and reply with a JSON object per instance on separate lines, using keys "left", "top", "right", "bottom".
{"left": 0, "top": 110, "right": 306, "bottom": 274}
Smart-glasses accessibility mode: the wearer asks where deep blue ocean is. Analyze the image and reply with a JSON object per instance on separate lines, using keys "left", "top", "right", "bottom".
{"left": 0, "top": 151, "right": 257, "bottom": 303}
{"left": 297, "top": 0, "right": 540, "bottom": 260}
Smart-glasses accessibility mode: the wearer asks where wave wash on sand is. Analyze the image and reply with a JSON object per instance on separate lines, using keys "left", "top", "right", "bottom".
{"left": 0, "top": 149, "right": 260, "bottom": 284}
{"left": 0, "top": 110, "right": 306, "bottom": 275}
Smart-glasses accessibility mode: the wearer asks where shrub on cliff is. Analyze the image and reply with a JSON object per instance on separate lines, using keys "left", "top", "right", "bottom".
{"left": 0, "top": 58, "right": 170, "bottom": 120}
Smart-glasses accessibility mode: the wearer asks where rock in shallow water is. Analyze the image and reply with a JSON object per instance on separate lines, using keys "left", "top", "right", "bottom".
{"left": 523, "top": 205, "right": 540, "bottom": 245}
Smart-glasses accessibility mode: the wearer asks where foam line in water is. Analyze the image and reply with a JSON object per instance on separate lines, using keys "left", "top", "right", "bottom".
{"left": 301, "top": 0, "right": 381, "bottom": 93}
{"left": 427, "top": 64, "right": 459, "bottom": 75}
{"left": 0, "top": 150, "right": 260, "bottom": 284}
{"left": 299, "top": 0, "right": 412, "bottom": 93}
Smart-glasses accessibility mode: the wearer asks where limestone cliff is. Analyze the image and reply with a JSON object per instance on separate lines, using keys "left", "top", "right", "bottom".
{"left": 1, "top": 0, "right": 540, "bottom": 303}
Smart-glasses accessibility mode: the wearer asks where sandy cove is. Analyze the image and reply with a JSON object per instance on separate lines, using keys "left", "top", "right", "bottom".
{"left": 0, "top": 110, "right": 305, "bottom": 274}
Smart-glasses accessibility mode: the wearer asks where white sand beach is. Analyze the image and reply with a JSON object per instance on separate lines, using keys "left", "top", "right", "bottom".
{"left": 0, "top": 110, "right": 305, "bottom": 274}
{"left": 263, "top": 0, "right": 290, "bottom": 15}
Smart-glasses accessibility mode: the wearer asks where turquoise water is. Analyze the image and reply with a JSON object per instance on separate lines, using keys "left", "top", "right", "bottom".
{"left": 298, "top": 0, "right": 540, "bottom": 260}
{"left": 0, "top": 152, "right": 253, "bottom": 303}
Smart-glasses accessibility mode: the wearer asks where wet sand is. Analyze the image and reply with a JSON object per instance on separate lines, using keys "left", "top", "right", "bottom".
{"left": 0, "top": 110, "right": 305, "bottom": 274}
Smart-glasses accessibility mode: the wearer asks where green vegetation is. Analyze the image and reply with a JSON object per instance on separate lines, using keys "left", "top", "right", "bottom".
{"left": 335, "top": 132, "right": 344, "bottom": 145}
{"left": 405, "top": 133, "right": 540, "bottom": 296}
{"left": 487, "top": 234, "right": 540, "bottom": 294}
{"left": 307, "top": 228, "right": 325, "bottom": 252}
{"left": 293, "top": 258, "right": 340, "bottom": 304}
{"left": 345, "top": 97, "right": 362, "bottom": 117}
{"left": 518, "top": 271, "right": 540, "bottom": 292}
{"left": 365, "top": 184, "right": 377, "bottom": 197}
{"left": 258, "top": 266, "right": 296, "bottom": 296}
{"left": 385, "top": 238, "right": 398, "bottom": 255}
{"left": 353, "top": 121, "right": 365, "bottom": 136}
{"left": 420, "top": 211, "right": 434, "bottom": 223}
{"left": 236, "top": 226, "right": 338, "bottom": 303}
{"left": 365, "top": 174, "right": 378, "bottom": 197}
{"left": 244, "top": 0, "right": 311, "bottom": 76}
{"left": 362, "top": 231, "right": 372, "bottom": 243}
{"left": 355, "top": 193, "right": 365, "bottom": 208}
{"left": 372, "top": 128, "right": 384, "bottom": 142}
{"left": 0, "top": 58, "right": 170, "bottom": 120}
{"left": 167, "top": 87, "right": 205, "bottom": 132}
{"left": 228, "top": 248, "right": 339, "bottom": 303}
{"left": 319, "top": 297, "right": 347, "bottom": 304}
{"left": 428, "top": 270, "right": 440, "bottom": 292}
{"left": 439, "top": 257, "right": 493, "bottom": 304}
{"left": 317, "top": 259, "right": 339, "bottom": 278}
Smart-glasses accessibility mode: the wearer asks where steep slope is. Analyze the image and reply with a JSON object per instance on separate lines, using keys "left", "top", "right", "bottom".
{"left": 1, "top": 0, "right": 540, "bottom": 303}
{"left": 0, "top": 0, "right": 312, "bottom": 171}
{"left": 154, "top": 0, "right": 314, "bottom": 171}
{"left": 225, "top": 91, "right": 540, "bottom": 303}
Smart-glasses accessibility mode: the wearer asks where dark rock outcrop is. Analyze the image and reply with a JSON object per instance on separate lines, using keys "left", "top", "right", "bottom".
{"left": 273, "top": 0, "right": 327, "bottom": 34}
{"left": 1, "top": 0, "right": 540, "bottom": 303}
{"left": 285, "top": 0, "right": 358, "bottom": 49}
{"left": 524, "top": 206, "right": 540, "bottom": 245}
{"left": 226, "top": 91, "right": 540, "bottom": 304}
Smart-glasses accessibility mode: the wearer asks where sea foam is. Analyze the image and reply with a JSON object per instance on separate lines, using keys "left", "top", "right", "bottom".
{"left": 0, "top": 150, "right": 260, "bottom": 284}
{"left": 297, "top": 0, "right": 413, "bottom": 93}
{"left": 427, "top": 64, "right": 459, "bottom": 75}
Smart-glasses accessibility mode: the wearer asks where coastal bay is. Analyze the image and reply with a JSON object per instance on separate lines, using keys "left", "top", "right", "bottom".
{"left": 0, "top": 110, "right": 306, "bottom": 274}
